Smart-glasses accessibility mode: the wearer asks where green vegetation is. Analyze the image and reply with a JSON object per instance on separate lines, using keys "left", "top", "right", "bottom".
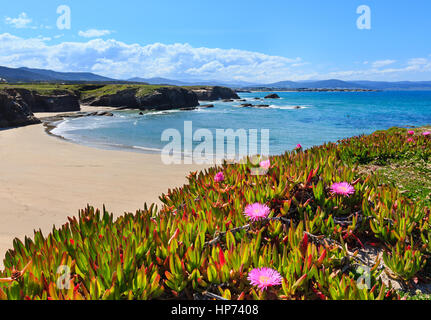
{"left": 79, "top": 84, "right": 168, "bottom": 100}
{"left": 377, "top": 159, "right": 431, "bottom": 206}
{"left": 357, "top": 127, "right": 431, "bottom": 207}
{"left": 0, "top": 83, "right": 171, "bottom": 99}
{"left": 400, "top": 291, "right": 431, "bottom": 300}
{"left": 0, "top": 127, "right": 430, "bottom": 300}
{"left": 0, "top": 83, "right": 80, "bottom": 95}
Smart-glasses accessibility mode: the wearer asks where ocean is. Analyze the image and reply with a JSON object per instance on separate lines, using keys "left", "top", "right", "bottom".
{"left": 51, "top": 91, "right": 431, "bottom": 156}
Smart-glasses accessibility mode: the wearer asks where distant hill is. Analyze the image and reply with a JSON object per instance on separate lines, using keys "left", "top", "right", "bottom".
{"left": 129, "top": 77, "right": 189, "bottom": 86}
{"left": 19, "top": 67, "right": 115, "bottom": 82}
{"left": 351, "top": 80, "right": 431, "bottom": 90}
{"left": 0, "top": 66, "right": 56, "bottom": 82}
{"left": 263, "top": 79, "right": 368, "bottom": 89}
{"left": 249, "top": 79, "right": 431, "bottom": 90}
{"left": 304, "top": 79, "right": 369, "bottom": 89}
{"left": 0, "top": 66, "right": 117, "bottom": 83}
{"left": 128, "top": 77, "right": 259, "bottom": 88}
{"left": 1, "top": 65, "right": 431, "bottom": 90}
{"left": 261, "top": 80, "right": 300, "bottom": 88}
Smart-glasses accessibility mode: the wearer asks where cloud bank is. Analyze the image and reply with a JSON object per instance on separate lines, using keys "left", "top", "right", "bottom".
{"left": 0, "top": 33, "right": 304, "bottom": 82}
{"left": 0, "top": 32, "right": 429, "bottom": 82}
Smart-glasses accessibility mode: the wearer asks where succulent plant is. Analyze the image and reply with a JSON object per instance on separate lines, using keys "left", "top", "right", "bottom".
{"left": 0, "top": 127, "right": 429, "bottom": 300}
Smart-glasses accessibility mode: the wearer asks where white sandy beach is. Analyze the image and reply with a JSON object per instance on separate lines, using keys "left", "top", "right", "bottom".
{"left": 0, "top": 112, "right": 209, "bottom": 268}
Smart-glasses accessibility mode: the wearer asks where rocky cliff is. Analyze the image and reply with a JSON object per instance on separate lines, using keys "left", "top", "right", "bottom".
{"left": 191, "top": 86, "right": 240, "bottom": 101}
{"left": 0, "top": 85, "right": 240, "bottom": 128}
{"left": 0, "top": 89, "right": 41, "bottom": 128}
{"left": 82, "top": 88, "right": 139, "bottom": 108}
{"left": 31, "top": 92, "right": 80, "bottom": 112}
{"left": 83, "top": 87, "right": 199, "bottom": 110}
{"left": 138, "top": 87, "right": 198, "bottom": 109}
{"left": 3, "top": 88, "right": 80, "bottom": 113}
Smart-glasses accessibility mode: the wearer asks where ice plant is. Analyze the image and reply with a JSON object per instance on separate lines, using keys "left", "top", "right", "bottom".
{"left": 2, "top": 127, "right": 429, "bottom": 301}
{"left": 0, "top": 260, "right": 32, "bottom": 283}
{"left": 214, "top": 171, "right": 224, "bottom": 182}
{"left": 244, "top": 203, "right": 271, "bottom": 221}
{"left": 408, "top": 130, "right": 415, "bottom": 135}
{"left": 407, "top": 137, "right": 414, "bottom": 143}
{"left": 423, "top": 131, "right": 430, "bottom": 137}
{"left": 259, "top": 159, "right": 271, "bottom": 170}
{"left": 330, "top": 182, "right": 355, "bottom": 197}
{"left": 296, "top": 144, "right": 302, "bottom": 149}
{"left": 248, "top": 267, "right": 282, "bottom": 292}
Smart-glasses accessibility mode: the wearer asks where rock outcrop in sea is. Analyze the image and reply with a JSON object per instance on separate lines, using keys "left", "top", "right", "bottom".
{"left": 264, "top": 93, "right": 280, "bottom": 99}
{"left": 83, "top": 87, "right": 199, "bottom": 110}
{"left": 138, "top": 87, "right": 198, "bottom": 110}
{"left": 191, "top": 86, "right": 240, "bottom": 101}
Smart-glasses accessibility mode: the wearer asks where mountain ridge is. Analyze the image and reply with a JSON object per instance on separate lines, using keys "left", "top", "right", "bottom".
{"left": 1, "top": 65, "right": 431, "bottom": 90}
{"left": 0, "top": 66, "right": 117, "bottom": 83}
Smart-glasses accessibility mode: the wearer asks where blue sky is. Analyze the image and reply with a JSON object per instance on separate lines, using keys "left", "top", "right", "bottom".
{"left": 1, "top": 0, "right": 431, "bottom": 82}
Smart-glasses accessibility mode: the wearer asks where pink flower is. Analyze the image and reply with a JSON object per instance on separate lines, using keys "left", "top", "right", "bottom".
{"left": 244, "top": 203, "right": 271, "bottom": 221}
{"left": 407, "top": 137, "right": 414, "bottom": 143}
{"left": 296, "top": 144, "right": 302, "bottom": 149}
{"left": 259, "top": 159, "right": 271, "bottom": 170}
{"left": 248, "top": 267, "right": 282, "bottom": 291}
{"left": 330, "top": 182, "right": 355, "bottom": 197}
{"left": 423, "top": 131, "right": 431, "bottom": 137}
{"left": 407, "top": 130, "right": 415, "bottom": 135}
{"left": 214, "top": 172, "right": 224, "bottom": 182}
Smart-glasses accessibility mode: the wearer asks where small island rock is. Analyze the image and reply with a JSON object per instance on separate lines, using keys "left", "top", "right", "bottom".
{"left": 264, "top": 93, "right": 280, "bottom": 99}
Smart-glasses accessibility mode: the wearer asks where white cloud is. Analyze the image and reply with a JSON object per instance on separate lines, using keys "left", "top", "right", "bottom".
{"left": 78, "top": 29, "right": 112, "bottom": 38}
{"left": 0, "top": 32, "right": 429, "bottom": 82}
{"left": 5, "top": 12, "right": 32, "bottom": 29}
{"left": 323, "top": 58, "right": 431, "bottom": 80}
{"left": 408, "top": 58, "right": 428, "bottom": 66}
{"left": 372, "top": 59, "right": 396, "bottom": 68}
{"left": 0, "top": 33, "right": 304, "bottom": 82}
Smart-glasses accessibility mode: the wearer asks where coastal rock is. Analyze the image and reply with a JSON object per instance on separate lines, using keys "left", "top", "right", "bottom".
{"left": 191, "top": 86, "right": 240, "bottom": 101}
{"left": 32, "top": 94, "right": 80, "bottom": 112}
{"left": 0, "top": 89, "right": 41, "bottom": 128}
{"left": 83, "top": 89, "right": 139, "bottom": 108}
{"left": 199, "top": 104, "right": 214, "bottom": 108}
{"left": 95, "top": 111, "right": 114, "bottom": 116}
{"left": 138, "top": 87, "right": 198, "bottom": 110}
{"left": 238, "top": 103, "right": 270, "bottom": 108}
{"left": 0, "top": 88, "right": 80, "bottom": 113}
{"left": 264, "top": 93, "right": 280, "bottom": 99}
{"left": 85, "top": 87, "right": 199, "bottom": 110}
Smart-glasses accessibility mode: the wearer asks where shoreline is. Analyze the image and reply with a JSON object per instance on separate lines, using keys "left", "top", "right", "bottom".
{"left": 39, "top": 106, "right": 164, "bottom": 155}
{"left": 0, "top": 118, "right": 210, "bottom": 268}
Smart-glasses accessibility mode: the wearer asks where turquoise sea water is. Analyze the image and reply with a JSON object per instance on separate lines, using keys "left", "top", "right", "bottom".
{"left": 51, "top": 91, "right": 431, "bottom": 155}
